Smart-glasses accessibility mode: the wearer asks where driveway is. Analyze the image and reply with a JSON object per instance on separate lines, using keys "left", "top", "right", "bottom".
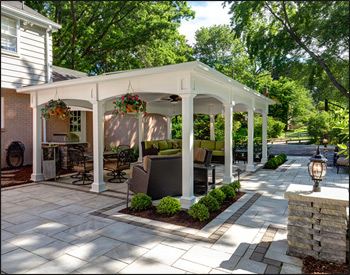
{"left": 1, "top": 156, "right": 348, "bottom": 274}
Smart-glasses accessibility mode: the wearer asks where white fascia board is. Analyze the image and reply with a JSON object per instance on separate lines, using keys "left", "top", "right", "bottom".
{"left": 16, "top": 62, "right": 200, "bottom": 94}
{"left": 1, "top": 5, "right": 61, "bottom": 31}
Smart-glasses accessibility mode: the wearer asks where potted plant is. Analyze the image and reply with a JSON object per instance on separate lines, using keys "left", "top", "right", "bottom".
{"left": 41, "top": 99, "right": 72, "bottom": 120}
{"left": 111, "top": 93, "right": 147, "bottom": 118}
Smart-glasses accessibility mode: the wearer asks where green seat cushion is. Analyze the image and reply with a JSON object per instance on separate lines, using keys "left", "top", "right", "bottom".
{"left": 201, "top": 140, "right": 215, "bottom": 150}
{"left": 158, "top": 140, "right": 169, "bottom": 150}
{"left": 166, "top": 140, "right": 173, "bottom": 148}
{"left": 194, "top": 140, "right": 201, "bottom": 148}
{"left": 212, "top": 150, "right": 225, "bottom": 156}
{"left": 145, "top": 141, "right": 159, "bottom": 149}
{"left": 215, "top": 140, "right": 224, "bottom": 150}
{"left": 158, "top": 149, "right": 181, "bottom": 155}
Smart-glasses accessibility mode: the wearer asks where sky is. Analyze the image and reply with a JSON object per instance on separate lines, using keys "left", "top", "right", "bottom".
{"left": 178, "top": 1, "right": 232, "bottom": 46}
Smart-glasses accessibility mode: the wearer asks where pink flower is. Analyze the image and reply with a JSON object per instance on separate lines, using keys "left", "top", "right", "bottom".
{"left": 113, "top": 101, "right": 115, "bottom": 104}
{"left": 144, "top": 102, "right": 147, "bottom": 105}
{"left": 57, "top": 105, "right": 60, "bottom": 108}
{"left": 140, "top": 100, "right": 142, "bottom": 104}
{"left": 145, "top": 112, "right": 148, "bottom": 116}
{"left": 121, "top": 101, "right": 124, "bottom": 104}
{"left": 122, "top": 111, "right": 125, "bottom": 115}
{"left": 111, "top": 110, "right": 114, "bottom": 114}
{"left": 127, "top": 96, "right": 130, "bottom": 99}
{"left": 46, "top": 116, "right": 49, "bottom": 118}
{"left": 132, "top": 97, "right": 134, "bottom": 100}
{"left": 45, "top": 104, "right": 47, "bottom": 107}
{"left": 51, "top": 103, "right": 53, "bottom": 106}
{"left": 116, "top": 110, "right": 118, "bottom": 114}
{"left": 121, "top": 96, "right": 124, "bottom": 100}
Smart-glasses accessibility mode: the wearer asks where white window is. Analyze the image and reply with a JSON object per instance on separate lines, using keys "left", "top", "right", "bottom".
{"left": 1, "top": 97, "right": 4, "bottom": 129}
{"left": 70, "top": 111, "right": 81, "bottom": 132}
{"left": 1, "top": 15, "right": 19, "bottom": 53}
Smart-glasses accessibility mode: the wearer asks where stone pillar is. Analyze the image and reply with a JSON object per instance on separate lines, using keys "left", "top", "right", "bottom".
{"left": 284, "top": 184, "right": 349, "bottom": 263}
{"left": 31, "top": 104, "right": 44, "bottom": 182}
{"left": 261, "top": 113, "right": 268, "bottom": 163}
{"left": 138, "top": 115, "right": 144, "bottom": 162}
{"left": 180, "top": 94, "right": 196, "bottom": 208}
{"left": 90, "top": 100, "right": 107, "bottom": 193}
{"left": 246, "top": 109, "right": 255, "bottom": 171}
{"left": 223, "top": 103, "right": 234, "bottom": 184}
{"left": 210, "top": 114, "right": 215, "bottom": 141}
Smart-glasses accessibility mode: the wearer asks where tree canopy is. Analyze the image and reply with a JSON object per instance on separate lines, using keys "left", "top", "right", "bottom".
{"left": 224, "top": 1, "right": 349, "bottom": 101}
{"left": 26, "top": 1, "right": 195, "bottom": 74}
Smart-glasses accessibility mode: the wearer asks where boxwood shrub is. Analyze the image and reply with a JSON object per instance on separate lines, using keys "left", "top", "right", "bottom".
{"left": 198, "top": 195, "right": 220, "bottom": 212}
{"left": 209, "top": 189, "right": 226, "bottom": 204}
{"left": 156, "top": 196, "right": 181, "bottom": 216}
{"left": 130, "top": 193, "right": 153, "bottom": 211}
{"left": 229, "top": 181, "right": 241, "bottom": 192}
{"left": 264, "top": 153, "right": 288, "bottom": 169}
{"left": 220, "top": 185, "right": 236, "bottom": 200}
{"left": 188, "top": 203, "right": 210, "bottom": 222}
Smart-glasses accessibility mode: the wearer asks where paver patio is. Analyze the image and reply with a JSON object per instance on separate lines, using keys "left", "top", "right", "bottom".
{"left": 1, "top": 156, "right": 348, "bottom": 274}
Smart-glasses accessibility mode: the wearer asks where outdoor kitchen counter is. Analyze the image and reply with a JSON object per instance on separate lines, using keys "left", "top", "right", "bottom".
{"left": 42, "top": 142, "right": 88, "bottom": 169}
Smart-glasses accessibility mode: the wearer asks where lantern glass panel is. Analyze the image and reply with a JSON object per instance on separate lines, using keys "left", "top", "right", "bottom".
{"left": 312, "top": 162, "right": 323, "bottom": 179}
{"left": 321, "top": 162, "right": 327, "bottom": 178}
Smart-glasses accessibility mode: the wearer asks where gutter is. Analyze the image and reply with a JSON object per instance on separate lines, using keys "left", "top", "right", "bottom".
{"left": 46, "top": 26, "right": 52, "bottom": 83}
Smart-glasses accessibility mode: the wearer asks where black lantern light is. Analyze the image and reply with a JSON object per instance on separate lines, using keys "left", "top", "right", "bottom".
{"left": 308, "top": 146, "right": 328, "bottom": 192}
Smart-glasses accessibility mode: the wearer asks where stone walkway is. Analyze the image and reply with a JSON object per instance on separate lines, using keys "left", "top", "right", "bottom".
{"left": 1, "top": 156, "right": 348, "bottom": 274}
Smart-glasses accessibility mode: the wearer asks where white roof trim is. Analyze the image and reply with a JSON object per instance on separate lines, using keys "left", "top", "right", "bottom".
{"left": 1, "top": 4, "right": 61, "bottom": 31}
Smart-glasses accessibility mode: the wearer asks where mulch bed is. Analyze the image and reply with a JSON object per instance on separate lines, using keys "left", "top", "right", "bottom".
{"left": 300, "top": 256, "right": 349, "bottom": 274}
{"left": 1, "top": 165, "right": 76, "bottom": 188}
{"left": 119, "top": 191, "right": 245, "bottom": 230}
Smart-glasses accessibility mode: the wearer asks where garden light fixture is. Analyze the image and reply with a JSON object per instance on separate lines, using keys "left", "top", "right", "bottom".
{"left": 308, "top": 146, "right": 328, "bottom": 192}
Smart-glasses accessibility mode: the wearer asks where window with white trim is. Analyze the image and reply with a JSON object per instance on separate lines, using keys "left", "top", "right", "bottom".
{"left": 1, "top": 15, "right": 18, "bottom": 53}
{"left": 70, "top": 111, "right": 81, "bottom": 132}
{"left": 1, "top": 97, "right": 4, "bottom": 129}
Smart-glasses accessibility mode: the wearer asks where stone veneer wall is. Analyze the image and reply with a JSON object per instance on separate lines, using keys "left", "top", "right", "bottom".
{"left": 285, "top": 184, "right": 349, "bottom": 263}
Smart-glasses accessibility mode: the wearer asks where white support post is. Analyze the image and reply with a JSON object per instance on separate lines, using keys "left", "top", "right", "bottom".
{"left": 90, "top": 100, "right": 107, "bottom": 193}
{"left": 180, "top": 94, "right": 196, "bottom": 208}
{"left": 246, "top": 109, "right": 255, "bottom": 171}
{"left": 138, "top": 115, "right": 145, "bottom": 162}
{"left": 210, "top": 114, "right": 215, "bottom": 141}
{"left": 31, "top": 102, "right": 44, "bottom": 182}
{"left": 261, "top": 113, "right": 268, "bottom": 163}
{"left": 43, "top": 119, "right": 47, "bottom": 142}
{"left": 167, "top": 116, "right": 172, "bottom": 140}
{"left": 223, "top": 103, "right": 234, "bottom": 184}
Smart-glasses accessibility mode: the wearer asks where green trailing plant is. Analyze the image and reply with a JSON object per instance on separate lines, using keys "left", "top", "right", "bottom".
{"left": 229, "top": 181, "right": 241, "bottom": 192}
{"left": 156, "top": 196, "right": 181, "bottom": 216}
{"left": 209, "top": 189, "right": 226, "bottom": 205}
{"left": 130, "top": 193, "right": 152, "bottom": 211}
{"left": 198, "top": 195, "right": 220, "bottom": 212}
{"left": 219, "top": 185, "right": 236, "bottom": 200}
{"left": 188, "top": 203, "right": 210, "bottom": 222}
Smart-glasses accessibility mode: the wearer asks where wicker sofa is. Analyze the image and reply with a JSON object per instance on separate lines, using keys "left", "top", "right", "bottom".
{"left": 333, "top": 145, "right": 349, "bottom": 174}
{"left": 141, "top": 139, "right": 226, "bottom": 163}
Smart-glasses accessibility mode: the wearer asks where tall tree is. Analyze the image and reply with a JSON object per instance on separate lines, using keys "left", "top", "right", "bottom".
{"left": 26, "top": 1, "right": 195, "bottom": 74}
{"left": 225, "top": 1, "right": 349, "bottom": 99}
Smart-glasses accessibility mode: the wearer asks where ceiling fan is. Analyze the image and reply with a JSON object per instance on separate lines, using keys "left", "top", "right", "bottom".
{"left": 157, "top": 94, "right": 182, "bottom": 103}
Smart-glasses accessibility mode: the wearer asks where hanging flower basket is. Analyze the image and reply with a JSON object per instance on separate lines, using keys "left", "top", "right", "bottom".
{"left": 40, "top": 99, "right": 72, "bottom": 120}
{"left": 112, "top": 93, "right": 147, "bottom": 118}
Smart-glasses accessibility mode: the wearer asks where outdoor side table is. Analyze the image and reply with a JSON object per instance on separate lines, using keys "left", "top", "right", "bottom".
{"left": 194, "top": 164, "right": 216, "bottom": 195}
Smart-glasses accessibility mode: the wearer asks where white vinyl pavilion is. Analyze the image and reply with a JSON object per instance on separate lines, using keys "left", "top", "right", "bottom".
{"left": 17, "top": 61, "right": 275, "bottom": 208}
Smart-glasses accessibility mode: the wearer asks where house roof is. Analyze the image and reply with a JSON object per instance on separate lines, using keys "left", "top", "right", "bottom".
{"left": 52, "top": 66, "right": 89, "bottom": 82}
{"left": 1, "top": 1, "right": 61, "bottom": 30}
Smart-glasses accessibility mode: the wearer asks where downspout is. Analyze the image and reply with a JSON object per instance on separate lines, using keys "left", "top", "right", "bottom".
{"left": 43, "top": 25, "right": 52, "bottom": 142}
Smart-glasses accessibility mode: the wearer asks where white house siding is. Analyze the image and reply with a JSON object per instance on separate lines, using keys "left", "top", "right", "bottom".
{"left": 1, "top": 21, "right": 52, "bottom": 89}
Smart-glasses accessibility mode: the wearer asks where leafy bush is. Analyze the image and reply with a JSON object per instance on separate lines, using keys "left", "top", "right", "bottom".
{"left": 188, "top": 203, "right": 210, "bottom": 222}
{"left": 264, "top": 153, "right": 287, "bottom": 169}
{"left": 307, "top": 111, "right": 331, "bottom": 143}
{"left": 229, "top": 181, "right": 241, "bottom": 192}
{"left": 219, "top": 185, "right": 236, "bottom": 200}
{"left": 254, "top": 116, "right": 286, "bottom": 138}
{"left": 198, "top": 195, "right": 220, "bottom": 212}
{"left": 209, "top": 189, "right": 226, "bottom": 204}
{"left": 156, "top": 196, "right": 181, "bottom": 216}
{"left": 130, "top": 193, "right": 153, "bottom": 211}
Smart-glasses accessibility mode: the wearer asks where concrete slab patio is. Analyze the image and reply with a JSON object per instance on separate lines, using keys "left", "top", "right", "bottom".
{"left": 1, "top": 156, "right": 348, "bottom": 274}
